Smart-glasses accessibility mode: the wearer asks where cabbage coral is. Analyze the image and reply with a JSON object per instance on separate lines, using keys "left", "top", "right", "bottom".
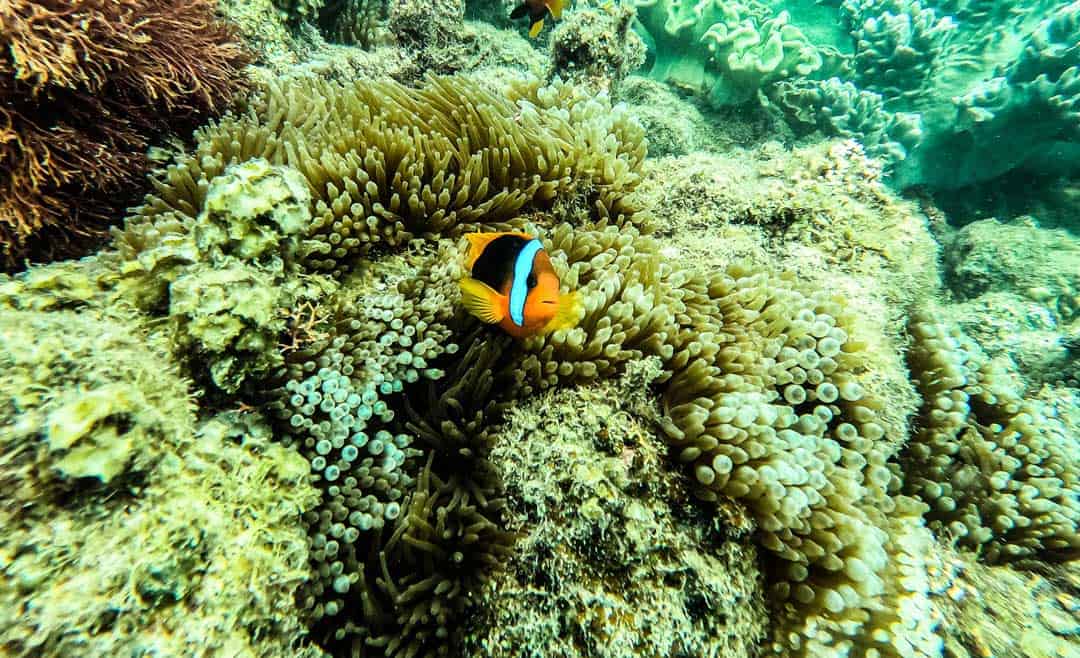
{"left": 633, "top": 0, "right": 836, "bottom": 106}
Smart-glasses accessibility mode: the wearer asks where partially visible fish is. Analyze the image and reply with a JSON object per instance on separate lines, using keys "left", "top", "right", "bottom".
{"left": 510, "top": 0, "right": 566, "bottom": 38}
{"left": 458, "top": 231, "right": 581, "bottom": 338}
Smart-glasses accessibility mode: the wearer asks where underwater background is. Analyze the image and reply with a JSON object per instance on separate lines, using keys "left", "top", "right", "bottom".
{"left": 1, "top": 0, "right": 1078, "bottom": 656}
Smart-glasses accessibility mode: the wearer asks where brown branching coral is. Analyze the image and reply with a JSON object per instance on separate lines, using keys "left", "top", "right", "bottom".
{"left": 0, "top": 0, "right": 249, "bottom": 270}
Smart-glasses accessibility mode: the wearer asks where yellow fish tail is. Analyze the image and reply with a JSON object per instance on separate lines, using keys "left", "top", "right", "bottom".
{"left": 542, "top": 290, "right": 583, "bottom": 334}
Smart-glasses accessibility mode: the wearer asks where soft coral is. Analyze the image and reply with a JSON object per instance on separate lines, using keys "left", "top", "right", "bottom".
{"left": 0, "top": 0, "right": 251, "bottom": 270}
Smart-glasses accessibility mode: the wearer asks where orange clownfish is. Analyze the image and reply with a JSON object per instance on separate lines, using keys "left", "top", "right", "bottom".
{"left": 510, "top": 0, "right": 565, "bottom": 38}
{"left": 459, "top": 232, "right": 581, "bottom": 338}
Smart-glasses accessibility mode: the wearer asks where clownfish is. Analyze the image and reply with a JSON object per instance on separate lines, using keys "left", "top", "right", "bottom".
{"left": 459, "top": 232, "right": 581, "bottom": 338}
{"left": 510, "top": 0, "right": 565, "bottom": 38}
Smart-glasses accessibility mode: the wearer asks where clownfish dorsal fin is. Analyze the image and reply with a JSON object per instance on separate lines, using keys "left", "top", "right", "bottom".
{"left": 459, "top": 277, "right": 506, "bottom": 325}
{"left": 541, "top": 290, "right": 583, "bottom": 334}
{"left": 464, "top": 231, "right": 533, "bottom": 269}
{"left": 545, "top": 0, "right": 565, "bottom": 19}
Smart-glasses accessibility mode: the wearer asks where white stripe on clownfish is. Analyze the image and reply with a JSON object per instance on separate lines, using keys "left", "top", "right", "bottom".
{"left": 509, "top": 238, "right": 543, "bottom": 326}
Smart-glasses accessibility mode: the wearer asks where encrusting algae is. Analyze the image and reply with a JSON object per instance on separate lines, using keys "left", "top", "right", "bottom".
{"left": 0, "top": 2, "right": 1078, "bottom": 658}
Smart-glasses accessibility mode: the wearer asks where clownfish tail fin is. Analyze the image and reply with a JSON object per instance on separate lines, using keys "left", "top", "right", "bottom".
{"left": 543, "top": 290, "right": 583, "bottom": 334}
{"left": 460, "top": 277, "right": 506, "bottom": 325}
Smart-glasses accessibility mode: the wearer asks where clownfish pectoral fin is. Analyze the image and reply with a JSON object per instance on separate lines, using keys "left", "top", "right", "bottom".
{"left": 542, "top": 290, "right": 583, "bottom": 334}
{"left": 545, "top": 0, "right": 565, "bottom": 20}
{"left": 509, "top": 3, "right": 528, "bottom": 19}
{"left": 464, "top": 231, "right": 533, "bottom": 269}
{"left": 460, "top": 277, "right": 506, "bottom": 325}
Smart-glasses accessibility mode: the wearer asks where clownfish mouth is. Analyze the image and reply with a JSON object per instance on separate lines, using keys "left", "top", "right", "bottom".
{"left": 540, "top": 300, "right": 556, "bottom": 305}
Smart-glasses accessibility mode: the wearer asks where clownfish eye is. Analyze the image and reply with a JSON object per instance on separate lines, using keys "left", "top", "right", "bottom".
{"left": 526, "top": 273, "right": 538, "bottom": 289}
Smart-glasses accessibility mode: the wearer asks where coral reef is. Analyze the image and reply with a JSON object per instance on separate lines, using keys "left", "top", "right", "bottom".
{"left": 104, "top": 72, "right": 649, "bottom": 658}
{"left": 108, "top": 68, "right": 648, "bottom": 392}
{"left": 270, "top": 250, "right": 484, "bottom": 656}
{"left": 639, "top": 259, "right": 937, "bottom": 657}
{"left": 855, "top": 0, "right": 1080, "bottom": 188}
{"left": 463, "top": 365, "right": 770, "bottom": 657}
{"left": 1, "top": 19, "right": 1077, "bottom": 653}
{"left": 385, "top": 0, "right": 466, "bottom": 71}
{"left": 267, "top": 0, "right": 389, "bottom": 51}
{"left": 844, "top": 0, "right": 955, "bottom": 100}
{"left": 273, "top": 0, "right": 327, "bottom": 24}
{"left": 771, "top": 77, "right": 923, "bottom": 169}
{"left": 902, "top": 309, "right": 1080, "bottom": 563}
{"left": 620, "top": 77, "right": 724, "bottom": 156}
{"left": 548, "top": 4, "right": 646, "bottom": 96}
{"left": 636, "top": 139, "right": 940, "bottom": 326}
{"left": 629, "top": 0, "right": 1080, "bottom": 193}
{"left": 938, "top": 217, "right": 1080, "bottom": 388}
{"left": 300, "top": 0, "right": 534, "bottom": 82}
{"left": 218, "top": 0, "right": 311, "bottom": 69}
{"left": 911, "top": 546, "right": 1080, "bottom": 657}
{"left": 109, "top": 158, "right": 326, "bottom": 395}
{"left": 0, "top": 0, "right": 250, "bottom": 270}
{"left": 119, "top": 67, "right": 964, "bottom": 656}
{"left": 0, "top": 305, "right": 191, "bottom": 498}
{"left": 887, "top": 0, "right": 1079, "bottom": 188}
{"left": 118, "top": 73, "right": 648, "bottom": 281}
{"left": 634, "top": 0, "right": 831, "bottom": 106}
{"left": 465, "top": 0, "right": 516, "bottom": 26}
{"left": 943, "top": 218, "right": 1079, "bottom": 323}
{"left": 0, "top": 293, "right": 319, "bottom": 657}
{"left": 943, "top": 291, "right": 1076, "bottom": 390}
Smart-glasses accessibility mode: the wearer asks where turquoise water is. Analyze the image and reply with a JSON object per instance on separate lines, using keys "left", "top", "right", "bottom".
{"left": 0, "top": 1, "right": 1077, "bottom": 657}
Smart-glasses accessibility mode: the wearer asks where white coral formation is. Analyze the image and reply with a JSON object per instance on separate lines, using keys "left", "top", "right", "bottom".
{"left": 633, "top": 0, "right": 827, "bottom": 106}
{"left": 845, "top": 0, "right": 956, "bottom": 98}
{"left": 903, "top": 311, "right": 1080, "bottom": 563}
{"left": 701, "top": 7, "right": 823, "bottom": 105}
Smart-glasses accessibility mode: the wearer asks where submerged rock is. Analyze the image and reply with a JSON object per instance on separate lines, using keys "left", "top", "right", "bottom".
{"left": 942, "top": 217, "right": 1080, "bottom": 387}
